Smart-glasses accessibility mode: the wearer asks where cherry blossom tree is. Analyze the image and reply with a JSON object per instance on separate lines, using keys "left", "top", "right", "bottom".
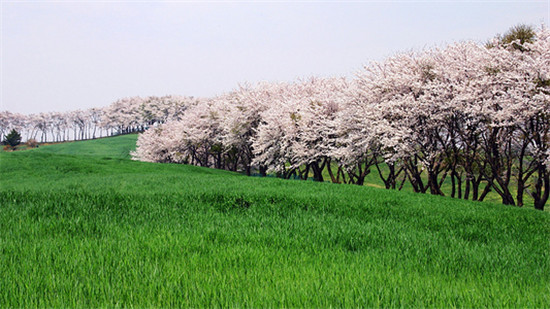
{"left": 221, "top": 82, "right": 289, "bottom": 175}
{"left": 0, "top": 111, "right": 14, "bottom": 141}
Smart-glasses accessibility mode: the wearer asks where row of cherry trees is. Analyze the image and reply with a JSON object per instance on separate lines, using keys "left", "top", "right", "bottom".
{"left": 0, "top": 95, "right": 195, "bottom": 143}
{"left": 133, "top": 28, "right": 549, "bottom": 210}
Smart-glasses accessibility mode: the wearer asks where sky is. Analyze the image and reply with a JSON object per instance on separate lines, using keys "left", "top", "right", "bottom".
{"left": 1, "top": 0, "right": 549, "bottom": 115}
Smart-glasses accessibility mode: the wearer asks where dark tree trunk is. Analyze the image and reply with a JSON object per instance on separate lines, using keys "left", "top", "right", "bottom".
{"left": 428, "top": 169, "right": 445, "bottom": 196}
{"left": 478, "top": 182, "right": 492, "bottom": 202}
{"left": 532, "top": 167, "right": 549, "bottom": 211}
{"left": 451, "top": 172, "right": 456, "bottom": 198}
{"left": 311, "top": 159, "right": 326, "bottom": 182}
{"left": 299, "top": 164, "right": 310, "bottom": 180}
{"left": 326, "top": 158, "right": 341, "bottom": 184}
{"left": 259, "top": 165, "right": 267, "bottom": 177}
{"left": 376, "top": 161, "right": 403, "bottom": 190}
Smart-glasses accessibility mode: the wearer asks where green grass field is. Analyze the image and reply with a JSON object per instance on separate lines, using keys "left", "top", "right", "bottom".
{"left": 1, "top": 135, "right": 549, "bottom": 307}
{"left": 31, "top": 134, "right": 138, "bottom": 159}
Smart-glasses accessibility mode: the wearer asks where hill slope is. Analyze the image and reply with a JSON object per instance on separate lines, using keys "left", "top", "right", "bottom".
{"left": 0, "top": 136, "right": 549, "bottom": 307}
{"left": 32, "top": 134, "right": 138, "bottom": 159}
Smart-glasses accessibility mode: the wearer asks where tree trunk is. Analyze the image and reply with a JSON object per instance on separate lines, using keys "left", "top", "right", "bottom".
{"left": 311, "top": 160, "right": 325, "bottom": 182}
{"left": 451, "top": 172, "right": 456, "bottom": 198}
{"left": 532, "top": 167, "right": 549, "bottom": 211}
{"left": 326, "top": 159, "right": 340, "bottom": 184}
{"left": 259, "top": 165, "right": 267, "bottom": 177}
{"left": 428, "top": 169, "right": 445, "bottom": 196}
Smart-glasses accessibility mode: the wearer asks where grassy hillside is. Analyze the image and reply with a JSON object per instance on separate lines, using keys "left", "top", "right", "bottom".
{"left": 31, "top": 134, "right": 138, "bottom": 159}
{"left": 0, "top": 136, "right": 549, "bottom": 307}
{"left": 20, "top": 134, "right": 527, "bottom": 205}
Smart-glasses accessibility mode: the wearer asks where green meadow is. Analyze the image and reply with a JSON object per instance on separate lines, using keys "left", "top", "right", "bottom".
{"left": 0, "top": 135, "right": 549, "bottom": 307}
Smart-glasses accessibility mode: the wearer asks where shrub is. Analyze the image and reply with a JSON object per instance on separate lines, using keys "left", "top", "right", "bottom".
{"left": 26, "top": 139, "right": 39, "bottom": 148}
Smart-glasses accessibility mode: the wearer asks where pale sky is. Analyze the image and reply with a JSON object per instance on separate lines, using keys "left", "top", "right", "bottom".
{"left": 1, "top": 0, "right": 549, "bottom": 114}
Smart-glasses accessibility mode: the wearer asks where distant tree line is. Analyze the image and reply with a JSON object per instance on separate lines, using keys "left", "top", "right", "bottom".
{"left": 0, "top": 95, "right": 196, "bottom": 143}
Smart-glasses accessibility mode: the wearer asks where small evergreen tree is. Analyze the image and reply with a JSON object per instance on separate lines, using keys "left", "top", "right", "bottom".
{"left": 5, "top": 129, "right": 22, "bottom": 147}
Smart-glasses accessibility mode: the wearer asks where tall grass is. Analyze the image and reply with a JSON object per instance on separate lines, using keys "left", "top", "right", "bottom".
{"left": 0, "top": 138, "right": 549, "bottom": 307}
